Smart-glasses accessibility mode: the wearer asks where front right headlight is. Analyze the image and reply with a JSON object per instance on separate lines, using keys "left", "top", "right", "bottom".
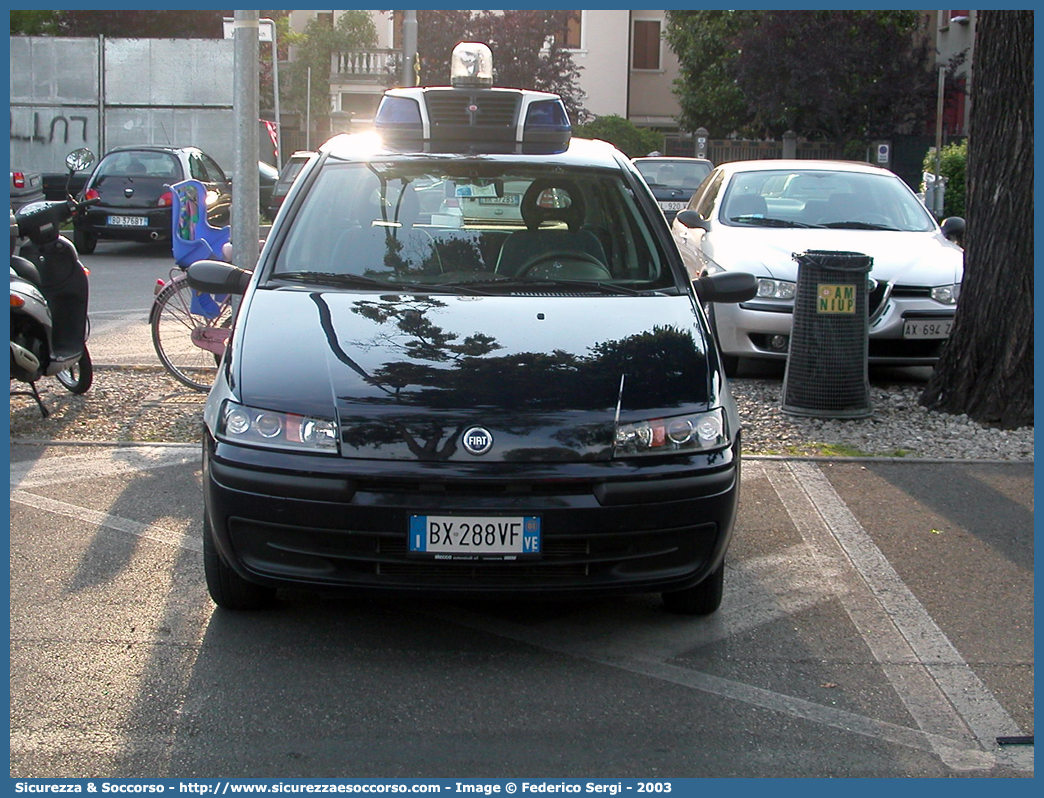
{"left": 614, "top": 408, "right": 729, "bottom": 458}
{"left": 218, "top": 400, "right": 339, "bottom": 453}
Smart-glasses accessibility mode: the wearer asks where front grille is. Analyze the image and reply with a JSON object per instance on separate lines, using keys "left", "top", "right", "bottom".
{"left": 868, "top": 280, "right": 889, "bottom": 319}
{"left": 354, "top": 477, "right": 594, "bottom": 497}
{"left": 229, "top": 517, "right": 717, "bottom": 587}
{"left": 425, "top": 92, "right": 520, "bottom": 129}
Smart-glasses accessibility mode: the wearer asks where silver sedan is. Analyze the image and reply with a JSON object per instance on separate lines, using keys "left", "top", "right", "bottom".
{"left": 671, "top": 159, "right": 965, "bottom": 372}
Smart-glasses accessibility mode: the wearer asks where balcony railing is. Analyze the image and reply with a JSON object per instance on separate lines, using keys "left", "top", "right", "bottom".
{"left": 331, "top": 49, "right": 401, "bottom": 83}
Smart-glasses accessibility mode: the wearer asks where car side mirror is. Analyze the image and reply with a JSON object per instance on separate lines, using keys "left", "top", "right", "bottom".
{"left": 695, "top": 271, "right": 758, "bottom": 304}
{"left": 940, "top": 216, "right": 965, "bottom": 244}
{"left": 675, "top": 209, "right": 709, "bottom": 231}
{"left": 186, "top": 259, "right": 252, "bottom": 296}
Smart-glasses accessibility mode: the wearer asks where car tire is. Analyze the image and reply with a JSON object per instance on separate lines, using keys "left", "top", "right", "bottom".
{"left": 719, "top": 352, "right": 741, "bottom": 376}
{"left": 203, "top": 516, "right": 276, "bottom": 610}
{"left": 73, "top": 228, "right": 97, "bottom": 255}
{"left": 661, "top": 560, "right": 725, "bottom": 616}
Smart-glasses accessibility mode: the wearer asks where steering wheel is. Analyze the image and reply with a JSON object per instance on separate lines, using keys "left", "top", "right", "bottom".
{"left": 518, "top": 250, "right": 612, "bottom": 279}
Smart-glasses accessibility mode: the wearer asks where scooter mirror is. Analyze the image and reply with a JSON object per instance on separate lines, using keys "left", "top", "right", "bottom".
{"left": 66, "top": 148, "right": 96, "bottom": 173}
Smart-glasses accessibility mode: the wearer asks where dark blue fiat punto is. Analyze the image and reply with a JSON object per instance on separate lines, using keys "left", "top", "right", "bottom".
{"left": 188, "top": 44, "right": 756, "bottom": 615}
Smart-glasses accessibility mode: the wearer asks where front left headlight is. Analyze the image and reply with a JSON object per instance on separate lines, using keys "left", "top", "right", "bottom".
{"left": 930, "top": 283, "right": 960, "bottom": 304}
{"left": 614, "top": 408, "right": 729, "bottom": 457}
{"left": 756, "top": 278, "right": 796, "bottom": 300}
{"left": 218, "top": 400, "right": 339, "bottom": 453}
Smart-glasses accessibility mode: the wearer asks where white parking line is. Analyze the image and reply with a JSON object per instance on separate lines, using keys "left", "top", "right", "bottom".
{"left": 9, "top": 448, "right": 1032, "bottom": 773}
{"left": 11, "top": 488, "right": 201, "bottom": 553}
{"left": 761, "top": 460, "right": 1031, "bottom": 772}
{"left": 10, "top": 444, "right": 197, "bottom": 489}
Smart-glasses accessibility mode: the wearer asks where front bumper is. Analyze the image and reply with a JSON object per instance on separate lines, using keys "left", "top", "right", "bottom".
{"left": 713, "top": 297, "right": 955, "bottom": 365}
{"left": 202, "top": 435, "right": 742, "bottom": 600}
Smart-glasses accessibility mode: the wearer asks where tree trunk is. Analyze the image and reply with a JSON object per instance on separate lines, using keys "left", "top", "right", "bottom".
{"left": 920, "top": 10, "right": 1033, "bottom": 428}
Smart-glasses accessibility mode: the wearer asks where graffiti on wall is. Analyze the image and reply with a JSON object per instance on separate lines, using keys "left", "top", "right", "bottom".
{"left": 10, "top": 110, "right": 92, "bottom": 146}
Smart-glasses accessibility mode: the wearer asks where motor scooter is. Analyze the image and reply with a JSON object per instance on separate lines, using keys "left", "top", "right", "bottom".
{"left": 10, "top": 148, "right": 98, "bottom": 417}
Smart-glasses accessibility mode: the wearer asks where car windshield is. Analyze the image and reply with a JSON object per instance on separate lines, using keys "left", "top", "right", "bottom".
{"left": 636, "top": 160, "right": 711, "bottom": 190}
{"left": 720, "top": 169, "right": 937, "bottom": 232}
{"left": 96, "top": 151, "right": 180, "bottom": 180}
{"left": 270, "top": 160, "right": 675, "bottom": 292}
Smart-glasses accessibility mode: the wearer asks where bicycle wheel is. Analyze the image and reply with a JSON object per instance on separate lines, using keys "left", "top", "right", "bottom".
{"left": 151, "top": 274, "right": 233, "bottom": 392}
{"left": 54, "top": 347, "right": 93, "bottom": 394}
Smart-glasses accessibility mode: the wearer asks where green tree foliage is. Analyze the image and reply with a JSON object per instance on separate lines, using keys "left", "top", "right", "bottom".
{"left": 922, "top": 141, "right": 967, "bottom": 218}
{"left": 283, "top": 11, "right": 378, "bottom": 117}
{"left": 664, "top": 10, "right": 758, "bottom": 138}
{"left": 666, "top": 10, "right": 934, "bottom": 145}
{"left": 10, "top": 11, "right": 62, "bottom": 35}
{"left": 416, "top": 10, "right": 590, "bottom": 123}
{"left": 574, "top": 116, "right": 662, "bottom": 158}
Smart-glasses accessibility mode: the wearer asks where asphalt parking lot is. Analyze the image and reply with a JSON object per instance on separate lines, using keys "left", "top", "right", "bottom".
{"left": 9, "top": 441, "right": 1033, "bottom": 778}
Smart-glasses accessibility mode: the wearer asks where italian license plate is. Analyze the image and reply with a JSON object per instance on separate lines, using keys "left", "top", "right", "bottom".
{"left": 658, "top": 201, "right": 686, "bottom": 212}
{"left": 108, "top": 215, "right": 148, "bottom": 227}
{"left": 903, "top": 319, "right": 953, "bottom": 339}
{"left": 408, "top": 515, "right": 541, "bottom": 560}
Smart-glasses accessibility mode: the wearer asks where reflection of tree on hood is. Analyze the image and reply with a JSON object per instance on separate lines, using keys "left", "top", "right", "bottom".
{"left": 326, "top": 295, "right": 712, "bottom": 459}
{"left": 350, "top": 297, "right": 501, "bottom": 364}
{"left": 348, "top": 296, "right": 708, "bottom": 412}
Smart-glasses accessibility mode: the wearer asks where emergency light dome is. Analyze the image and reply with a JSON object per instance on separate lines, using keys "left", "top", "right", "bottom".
{"left": 450, "top": 42, "right": 493, "bottom": 88}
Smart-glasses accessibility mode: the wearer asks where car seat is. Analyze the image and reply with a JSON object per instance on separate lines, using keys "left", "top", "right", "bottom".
{"left": 169, "top": 178, "right": 231, "bottom": 269}
{"left": 726, "top": 193, "right": 768, "bottom": 219}
{"left": 328, "top": 185, "right": 440, "bottom": 276}
{"left": 495, "top": 178, "right": 609, "bottom": 278}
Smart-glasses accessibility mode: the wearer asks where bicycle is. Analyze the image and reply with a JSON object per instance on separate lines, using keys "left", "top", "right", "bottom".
{"left": 150, "top": 271, "right": 233, "bottom": 391}
{"left": 150, "top": 178, "right": 233, "bottom": 392}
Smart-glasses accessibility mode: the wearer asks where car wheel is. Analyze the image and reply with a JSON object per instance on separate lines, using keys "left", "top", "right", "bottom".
{"left": 662, "top": 560, "right": 725, "bottom": 616}
{"left": 73, "top": 228, "right": 97, "bottom": 255}
{"left": 203, "top": 516, "right": 276, "bottom": 610}
{"left": 719, "top": 352, "right": 741, "bottom": 376}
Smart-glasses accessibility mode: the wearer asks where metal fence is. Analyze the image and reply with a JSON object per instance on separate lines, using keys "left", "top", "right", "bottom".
{"left": 663, "top": 135, "right": 842, "bottom": 163}
{"left": 10, "top": 36, "right": 234, "bottom": 175}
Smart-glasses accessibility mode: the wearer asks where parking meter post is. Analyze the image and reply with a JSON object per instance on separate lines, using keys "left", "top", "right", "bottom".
{"left": 695, "top": 127, "right": 708, "bottom": 160}
{"left": 782, "top": 250, "right": 874, "bottom": 419}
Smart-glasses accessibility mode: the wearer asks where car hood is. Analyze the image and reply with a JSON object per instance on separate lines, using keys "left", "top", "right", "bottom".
{"left": 702, "top": 228, "right": 964, "bottom": 284}
{"left": 233, "top": 290, "right": 716, "bottom": 462}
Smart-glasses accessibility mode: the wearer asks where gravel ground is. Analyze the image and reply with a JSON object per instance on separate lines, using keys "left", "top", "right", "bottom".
{"left": 9, "top": 365, "right": 1034, "bottom": 460}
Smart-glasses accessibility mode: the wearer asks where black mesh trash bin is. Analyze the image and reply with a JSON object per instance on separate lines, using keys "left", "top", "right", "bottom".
{"left": 781, "top": 250, "right": 873, "bottom": 418}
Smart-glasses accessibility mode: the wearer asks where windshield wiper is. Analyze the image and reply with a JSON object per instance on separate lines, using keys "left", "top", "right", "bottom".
{"left": 820, "top": 221, "right": 900, "bottom": 231}
{"left": 272, "top": 271, "right": 493, "bottom": 295}
{"left": 273, "top": 271, "right": 391, "bottom": 288}
{"left": 729, "top": 216, "right": 820, "bottom": 228}
{"left": 458, "top": 276, "right": 647, "bottom": 296}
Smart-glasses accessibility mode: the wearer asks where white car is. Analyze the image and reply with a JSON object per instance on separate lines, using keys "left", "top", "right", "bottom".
{"left": 671, "top": 159, "right": 965, "bottom": 372}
